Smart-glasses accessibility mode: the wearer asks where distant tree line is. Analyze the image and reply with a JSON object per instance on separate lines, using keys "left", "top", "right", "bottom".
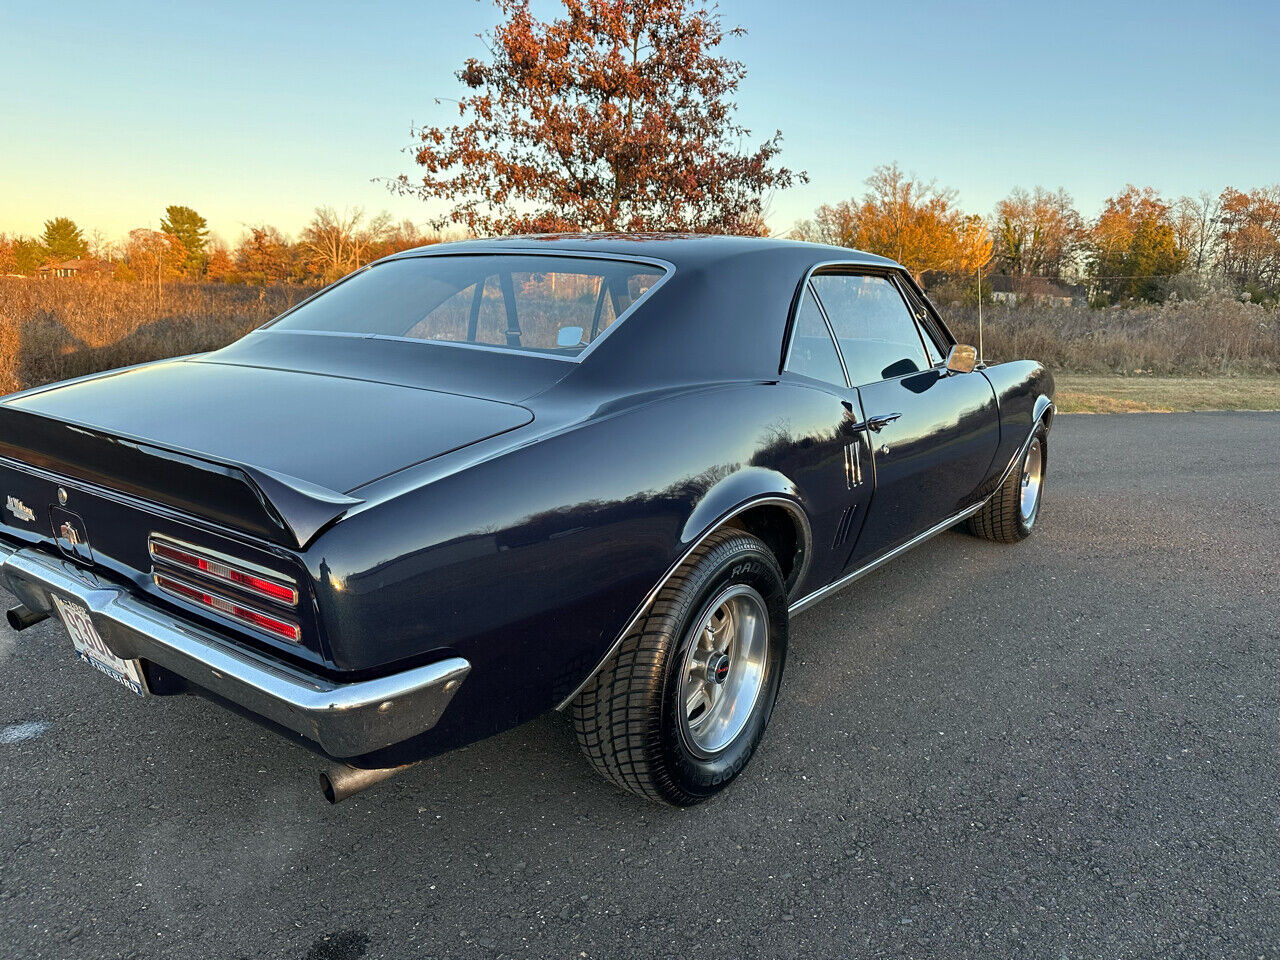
{"left": 0, "top": 206, "right": 442, "bottom": 288}
{"left": 794, "top": 169, "right": 1280, "bottom": 306}
{"left": 6, "top": 0, "right": 1276, "bottom": 311}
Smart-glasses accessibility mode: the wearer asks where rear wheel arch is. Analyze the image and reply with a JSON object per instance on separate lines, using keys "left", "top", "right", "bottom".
{"left": 570, "top": 525, "right": 790, "bottom": 804}
{"left": 556, "top": 491, "right": 811, "bottom": 711}
{"left": 721, "top": 502, "right": 807, "bottom": 594}
{"left": 679, "top": 468, "right": 812, "bottom": 595}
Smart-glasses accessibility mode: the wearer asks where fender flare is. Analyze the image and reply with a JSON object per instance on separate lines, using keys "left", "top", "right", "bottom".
{"left": 680, "top": 467, "right": 809, "bottom": 574}
{"left": 993, "top": 398, "right": 1055, "bottom": 492}
{"left": 1033, "top": 393, "right": 1055, "bottom": 431}
{"left": 556, "top": 471, "right": 811, "bottom": 710}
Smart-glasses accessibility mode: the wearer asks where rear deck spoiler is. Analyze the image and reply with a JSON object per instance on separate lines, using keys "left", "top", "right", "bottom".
{"left": 0, "top": 406, "right": 360, "bottom": 549}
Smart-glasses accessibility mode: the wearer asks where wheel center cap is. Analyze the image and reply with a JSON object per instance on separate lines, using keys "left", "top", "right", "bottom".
{"left": 707, "top": 653, "right": 731, "bottom": 685}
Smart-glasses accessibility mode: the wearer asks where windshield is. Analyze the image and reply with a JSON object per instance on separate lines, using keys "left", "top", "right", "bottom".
{"left": 268, "top": 254, "right": 666, "bottom": 357}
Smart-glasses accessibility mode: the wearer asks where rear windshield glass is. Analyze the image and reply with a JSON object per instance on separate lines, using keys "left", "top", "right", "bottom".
{"left": 268, "top": 254, "right": 666, "bottom": 357}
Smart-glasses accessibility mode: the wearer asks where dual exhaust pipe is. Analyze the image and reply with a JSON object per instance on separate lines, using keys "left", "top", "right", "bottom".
{"left": 7, "top": 604, "right": 49, "bottom": 632}
{"left": 6, "top": 601, "right": 408, "bottom": 805}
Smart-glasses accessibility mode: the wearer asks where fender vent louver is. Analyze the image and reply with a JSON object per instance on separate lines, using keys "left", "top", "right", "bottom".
{"left": 832, "top": 506, "right": 858, "bottom": 548}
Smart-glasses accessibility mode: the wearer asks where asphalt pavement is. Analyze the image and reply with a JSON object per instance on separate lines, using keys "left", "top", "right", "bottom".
{"left": 1, "top": 411, "right": 1278, "bottom": 959}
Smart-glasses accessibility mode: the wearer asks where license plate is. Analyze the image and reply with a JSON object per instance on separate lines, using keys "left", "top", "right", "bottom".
{"left": 51, "top": 595, "right": 148, "bottom": 697}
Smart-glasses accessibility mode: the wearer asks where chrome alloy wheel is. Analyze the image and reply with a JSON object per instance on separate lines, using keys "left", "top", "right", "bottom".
{"left": 678, "top": 584, "right": 770, "bottom": 758}
{"left": 1020, "top": 437, "right": 1044, "bottom": 524}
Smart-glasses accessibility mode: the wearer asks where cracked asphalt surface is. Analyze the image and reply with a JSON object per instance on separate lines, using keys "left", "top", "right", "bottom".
{"left": 1, "top": 411, "right": 1277, "bottom": 959}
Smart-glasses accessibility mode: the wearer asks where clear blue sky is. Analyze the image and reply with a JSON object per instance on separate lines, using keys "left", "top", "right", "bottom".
{"left": 2, "top": 0, "right": 1277, "bottom": 244}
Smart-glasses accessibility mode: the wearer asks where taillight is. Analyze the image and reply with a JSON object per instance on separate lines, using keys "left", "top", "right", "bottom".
{"left": 153, "top": 572, "right": 301, "bottom": 642}
{"left": 148, "top": 534, "right": 302, "bottom": 643}
{"left": 148, "top": 535, "right": 298, "bottom": 606}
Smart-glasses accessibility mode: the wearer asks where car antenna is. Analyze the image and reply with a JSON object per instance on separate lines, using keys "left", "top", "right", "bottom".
{"left": 976, "top": 264, "right": 984, "bottom": 366}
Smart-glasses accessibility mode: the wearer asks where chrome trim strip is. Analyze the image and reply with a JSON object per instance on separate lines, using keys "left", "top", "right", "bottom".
{"left": 148, "top": 532, "right": 299, "bottom": 606}
{"left": 555, "top": 494, "right": 813, "bottom": 710}
{"left": 789, "top": 404, "right": 1053, "bottom": 617}
{"left": 0, "top": 544, "right": 469, "bottom": 757}
{"left": 787, "top": 502, "right": 984, "bottom": 616}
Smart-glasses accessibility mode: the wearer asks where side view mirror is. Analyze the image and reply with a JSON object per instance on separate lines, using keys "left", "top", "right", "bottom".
{"left": 556, "top": 326, "right": 585, "bottom": 348}
{"left": 944, "top": 344, "right": 978, "bottom": 375}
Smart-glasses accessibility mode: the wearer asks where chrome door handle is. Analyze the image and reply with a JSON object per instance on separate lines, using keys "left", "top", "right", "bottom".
{"left": 859, "top": 412, "right": 901, "bottom": 433}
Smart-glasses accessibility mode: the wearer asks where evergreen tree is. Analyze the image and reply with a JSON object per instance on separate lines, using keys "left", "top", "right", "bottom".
{"left": 39, "top": 217, "right": 89, "bottom": 262}
{"left": 160, "top": 205, "right": 210, "bottom": 276}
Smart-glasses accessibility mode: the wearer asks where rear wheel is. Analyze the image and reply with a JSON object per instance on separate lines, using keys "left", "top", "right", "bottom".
{"left": 571, "top": 527, "right": 788, "bottom": 805}
{"left": 967, "top": 424, "right": 1047, "bottom": 543}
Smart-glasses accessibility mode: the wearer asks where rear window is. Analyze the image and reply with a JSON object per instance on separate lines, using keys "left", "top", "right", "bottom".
{"left": 268, "top": 254, "right": 666, "bottom": 357}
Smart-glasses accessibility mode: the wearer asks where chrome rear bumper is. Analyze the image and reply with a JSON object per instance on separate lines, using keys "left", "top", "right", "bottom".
{"left": 0, "top": 543, "right": 469, "bottom": 758}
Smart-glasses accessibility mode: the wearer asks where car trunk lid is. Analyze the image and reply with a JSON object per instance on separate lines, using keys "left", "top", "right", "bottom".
{"left": 1, "top": 358, "right": 534, "bottom": 547}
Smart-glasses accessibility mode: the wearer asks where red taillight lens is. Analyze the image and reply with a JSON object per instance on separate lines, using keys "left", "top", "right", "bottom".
{"left": 154, "top": 573, "right": 301, "bottom": 642}
{"left": 148, "top": 537, "right": 298, "bottom": 606}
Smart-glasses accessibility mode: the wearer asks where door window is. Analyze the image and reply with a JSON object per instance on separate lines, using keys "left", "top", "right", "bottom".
{"left": 810, "top": 274, "right": 931, "bottom": 385}
{"left": 784, "top": 286, "right": 848, "bottom": 387}
{"left": 896, "top": 280, "right": 949, "bottom": 365}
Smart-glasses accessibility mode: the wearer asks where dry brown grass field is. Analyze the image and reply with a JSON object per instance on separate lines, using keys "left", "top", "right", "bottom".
{"left": 1, "top": 280, "right": 1277, "bottom": 411}
{"left": 946, "top": 297, "right": 1280, "bottom": 376}
{"left": 0, "top": 279, "right": 316, "bottom": 395}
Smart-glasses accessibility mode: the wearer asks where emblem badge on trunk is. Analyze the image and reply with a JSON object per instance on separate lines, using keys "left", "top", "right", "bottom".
{"left": 5, "top": 495, "right": 35, "bottom": 523}
{"left": 51, "top": 507, "right": 93, "bottom": 564}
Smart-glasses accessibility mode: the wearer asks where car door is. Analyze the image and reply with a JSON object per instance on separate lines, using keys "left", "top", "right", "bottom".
{"left": 808, "top": 271, "right": 999, "bottom": 571}
{"left": 776, "top": 282, "right": 876, "bottom": 588}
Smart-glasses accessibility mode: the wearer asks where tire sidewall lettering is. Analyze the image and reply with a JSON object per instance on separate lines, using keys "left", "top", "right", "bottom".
{"left": 659, "top": 539, "right": 788, "bottom": 797}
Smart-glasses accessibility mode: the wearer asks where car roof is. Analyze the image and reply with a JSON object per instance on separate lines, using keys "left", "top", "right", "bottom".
{"left": 384, "top": 233, "right": 902, "bottom": 272}
{"left": 374, "top": 234, "right": 910, "bottom": 395}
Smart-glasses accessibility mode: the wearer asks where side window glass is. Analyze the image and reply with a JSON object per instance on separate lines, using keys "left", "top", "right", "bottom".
{"left": 784, "top": 286, "right": 847, "bottom": 387}
{"left": 898, "top": 281, "right": 948, "bottom": 364}
{"left": 810, "top": 274, "right": 930, "bottom": 385}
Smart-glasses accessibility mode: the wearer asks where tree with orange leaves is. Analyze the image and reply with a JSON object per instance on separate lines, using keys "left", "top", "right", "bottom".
{"left": 990, "top": 187, "right": 1083, "bottom": 279}
{"left": 391, "top": 0, "right": 805, "bottom": 235}
{"left": 118, "top": 229, "right": 186, "bottom": 287}
{"left": 1088, "top": 185, "right": 1185, "bottom": 303}
{"left": 1216, "top": 185, "right": 1280, "bottom": 297}
{"left": 794, "top": 164, "right": 990, "bottom": 280}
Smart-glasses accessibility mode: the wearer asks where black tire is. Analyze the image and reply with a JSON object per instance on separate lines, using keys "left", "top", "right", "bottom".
{"left": 571, "top": 527, "right": 788, "bottom": 806}
{"left": 967, "top": 423, "right": 1047, "bottom": 543}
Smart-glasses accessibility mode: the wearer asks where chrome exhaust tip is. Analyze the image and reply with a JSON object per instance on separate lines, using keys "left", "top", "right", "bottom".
{"left": 320, "top": 761, "right": 417, "bottom": 804}
{"left": 7, "top": 604, "right": 49, "bottom": 632}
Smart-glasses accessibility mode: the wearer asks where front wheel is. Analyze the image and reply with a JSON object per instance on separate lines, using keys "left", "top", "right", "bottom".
{"left": 571, "top": 527, "right": 788, "bottom": 805}
{"left": 967, "top": 424, "right": 1047, "bottom": 543}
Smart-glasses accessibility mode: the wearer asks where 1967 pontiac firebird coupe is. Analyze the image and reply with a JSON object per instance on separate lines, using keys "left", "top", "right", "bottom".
{"left": 0, "top": 235, "right": 1053, "bottom": 805}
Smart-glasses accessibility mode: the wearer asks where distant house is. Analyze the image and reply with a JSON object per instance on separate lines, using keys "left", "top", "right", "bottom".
{"left": 38, "top": 258, "right": 109, "bottom": 279}
{"left": 984, "top": 274, "right": 1086, "bottom": 308}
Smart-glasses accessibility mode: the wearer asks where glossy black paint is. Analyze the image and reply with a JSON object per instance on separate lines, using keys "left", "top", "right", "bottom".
{"left": 0, "top": 235, "right": 1054, "bottom": 768}
{"left": 849, "top": 367, "right": 1000, "bottom": 566}
{"left": 5, "top": 358, "right": 534, "bottom": 494}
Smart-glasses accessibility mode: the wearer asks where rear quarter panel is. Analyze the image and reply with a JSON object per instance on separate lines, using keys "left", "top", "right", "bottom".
{"left": 304, "top": 380, "right": 846, "bottom": 765}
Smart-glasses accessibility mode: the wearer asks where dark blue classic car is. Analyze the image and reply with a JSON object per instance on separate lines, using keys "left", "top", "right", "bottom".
{"left": 0, "top": 235, "right": 1052, "bottom": 804}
